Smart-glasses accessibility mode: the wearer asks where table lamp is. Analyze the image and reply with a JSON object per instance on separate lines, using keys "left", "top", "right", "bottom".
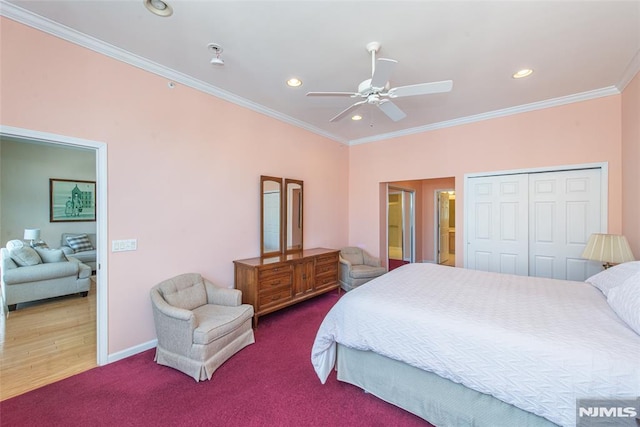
{"left": 582, "top": 233, "right": 635, "bottom": 269}
{"left": 24, "top": 228, "right": 41, "bottom": 247}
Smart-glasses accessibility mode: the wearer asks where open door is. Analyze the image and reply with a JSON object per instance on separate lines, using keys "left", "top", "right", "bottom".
{"left": 388, "top": 187, "right": 415, "bottom": 270}
{"left": 436, "top": 190, "right": 455, "bottom": 266}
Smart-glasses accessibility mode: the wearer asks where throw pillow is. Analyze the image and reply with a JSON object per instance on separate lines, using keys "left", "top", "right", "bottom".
{"left": 66, "top": 234, "right": 94, "bottom": 253}
{"left": 6, "top": 239, "right": 24, "bottom": 250}
{"left": 606, "top": 272, "right": 640, "bottom": 335}
{"left": 35, "top": 248, "right": 67, "bottom": 263}
{"left": 9, "top": 246, "right": 42, "bottom": 267}
{"left": 585, "top": 261, "right": 640, "bottom": 296}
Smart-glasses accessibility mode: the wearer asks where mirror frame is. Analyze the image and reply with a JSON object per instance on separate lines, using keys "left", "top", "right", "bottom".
{"left": 260, "top": 175, "right": 283, "bottom": 257}
{"left": 284, "top": 178, "right": 304, "bottom": 254}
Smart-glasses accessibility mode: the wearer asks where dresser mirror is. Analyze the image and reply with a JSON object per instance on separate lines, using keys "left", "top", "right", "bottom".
{"left": 260, "top": 176, "right": 283, "bottom": 257}
{"left": 284, "top": 179, "right": 303, "bottom": 253}
{"left": 260, "top": 176, "right": 304, "bottom": 257}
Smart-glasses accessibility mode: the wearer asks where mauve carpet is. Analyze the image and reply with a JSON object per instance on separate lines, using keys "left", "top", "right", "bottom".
{"left": 0, "top": 291, "right": 430, "bottom": 426}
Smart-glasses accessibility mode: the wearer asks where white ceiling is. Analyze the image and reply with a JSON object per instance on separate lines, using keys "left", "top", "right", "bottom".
{"left": 2, "top": 0, "right": 639, "bottom": 145}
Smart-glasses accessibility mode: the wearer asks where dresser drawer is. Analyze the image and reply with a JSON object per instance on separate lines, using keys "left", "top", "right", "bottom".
{"left": 258, "top": 273, "right": 292, "bottom": 291}
{"left": 315, "top": 272, "right": 337, "bottom": 289}
{"left": 316, "top": 253, "right": 338, "bottom": 267}
{"left": 315, "top": 262, "right": 337, "bottom": 276}
{"left": 258, "top": 264, "right": 292, "bottom": 280}
{"left": 258, "top": 286, "right": 292, "bottom": 310}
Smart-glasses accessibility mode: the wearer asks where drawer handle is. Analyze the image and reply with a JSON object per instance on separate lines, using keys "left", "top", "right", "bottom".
{"left": 271, "top": 280, "right": 280, "bottom": 286}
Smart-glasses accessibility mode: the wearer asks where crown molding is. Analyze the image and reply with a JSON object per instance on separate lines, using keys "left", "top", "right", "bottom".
{"left": 617, "top": 49, "right": 640, "bottom": 92}
{"left": 0, "top": 2, "right": 347, "bottom": 145}
{"left": 348, "top": 86, "right": 620, "bottom": 146}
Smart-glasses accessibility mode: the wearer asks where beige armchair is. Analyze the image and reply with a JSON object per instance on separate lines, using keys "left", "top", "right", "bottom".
{"left": 339, "top": 247, "right": 387, "bottom": 292}
{"left": 150, "top": 273, "right": 255, "bottom": 381}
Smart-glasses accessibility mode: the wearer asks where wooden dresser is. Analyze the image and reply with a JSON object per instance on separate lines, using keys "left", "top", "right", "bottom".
{"left": 234, "top": 248, "right": 339, "bottom": 327}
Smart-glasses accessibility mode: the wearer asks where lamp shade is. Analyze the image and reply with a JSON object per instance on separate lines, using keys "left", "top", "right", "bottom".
{"left": 582, "top": 233, "right": 635, "bottom": 264}
{"left": 23, "top": 228, "right": 41, "bottom": 241}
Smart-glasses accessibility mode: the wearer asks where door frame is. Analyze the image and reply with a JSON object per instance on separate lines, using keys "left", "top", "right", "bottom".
{"left": 387, "top": 185, "right": 416, "bottom": 264}
{"left": 463, "top": 162, "right": 609, "bottom": 269}
{"left": 434, "top": 188, "right": 455, "bottom": 264}
{"left": 1, "top": 125, "right": 109, "bottom": 366}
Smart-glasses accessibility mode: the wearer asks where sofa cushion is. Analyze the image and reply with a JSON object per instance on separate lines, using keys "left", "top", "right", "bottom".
{"left": 3, "top": 261, "right": 80, "bottom": 285}
{"left": 66, "top": 234, "right": 95, "bottom": 252}
{"left": 35, "top": 248, "right": 67, "bottom": 263}
{"left": 9, "top": 246, "right": 42, "bottom": 267}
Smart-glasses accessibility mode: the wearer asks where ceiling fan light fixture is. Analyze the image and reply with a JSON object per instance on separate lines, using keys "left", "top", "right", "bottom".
{"left": 286, "top": 78, "right": 302, "bottom": 87}
{"left": 513, "top": 68, "right": 533, "bottom": 79}
{"left": 144, "top": 0, "right": 173, "bottom": 17}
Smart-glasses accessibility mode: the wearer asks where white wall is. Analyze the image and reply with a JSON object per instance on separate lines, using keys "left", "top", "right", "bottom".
{"left": 0, "top": 139, "right": 96, "bottom": 247}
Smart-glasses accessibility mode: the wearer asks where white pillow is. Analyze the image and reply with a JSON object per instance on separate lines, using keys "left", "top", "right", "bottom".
{"left": 607, "top": 271, "right": 640, "bottom": 336}
{"left": 9, "top": 246, "right": 42, "bottom": 267}
{"left": 585, "top": 261, "right": 640, "bottom": 296}
{"left": 6, "top": 239, "right": 24, "bottom": 251}
{"left": 35, "top": 248, "right": 67, "bottom": 263}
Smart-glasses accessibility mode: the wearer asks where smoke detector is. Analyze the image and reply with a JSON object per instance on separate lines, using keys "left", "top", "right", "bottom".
{"left": 208, "top": 43, "right": 224, "bottom": 66}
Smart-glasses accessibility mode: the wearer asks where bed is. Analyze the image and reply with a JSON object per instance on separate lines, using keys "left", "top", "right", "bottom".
{"left": 311, "top": 262, "right": 640, "bottom": 427}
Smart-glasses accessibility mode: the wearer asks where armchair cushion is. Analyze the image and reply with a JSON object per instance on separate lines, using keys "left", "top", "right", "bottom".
{"left": 340, "top": 247, "right": 364, "bottom": 265}
{"left": 193, "top": 304, "right": 254, "bottom": 345}
{"left": 350, "top": 264, "right": 387, "bottom": 279}
{"left": 158, "top": 273, "right": 207, "bottom": 310}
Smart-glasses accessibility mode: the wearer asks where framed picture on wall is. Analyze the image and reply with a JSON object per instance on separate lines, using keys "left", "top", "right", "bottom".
{"left": 49, "top": 178, "right": 96, "bottom": 222}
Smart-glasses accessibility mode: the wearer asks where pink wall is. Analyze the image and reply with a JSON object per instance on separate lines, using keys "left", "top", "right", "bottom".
{"left": 0, "top": 19, "right": 349, "bottom": 354}
{"left": 621, "top": 72, "right": 640, "bottom": 258}
{"left": 349, "top": 95, "right": 624, "bottom": 266}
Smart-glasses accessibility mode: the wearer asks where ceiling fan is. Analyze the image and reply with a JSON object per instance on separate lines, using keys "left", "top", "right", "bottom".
{"left": 307, "top": 42, "right": 453, "bottom": 123}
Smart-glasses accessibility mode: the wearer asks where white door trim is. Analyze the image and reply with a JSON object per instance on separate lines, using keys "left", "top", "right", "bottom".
{"left": 463, "top": 162, "right": 609, "bottom": 269}
{"left": 0, "top": 125, "right": 109, "bottom": 366}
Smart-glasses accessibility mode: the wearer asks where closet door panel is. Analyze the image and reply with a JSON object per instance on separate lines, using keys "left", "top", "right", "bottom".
{"left": 467, "top": 174, "right": 529, "bottom": 275}
{"left": 529, "top": 169, "right": 601, "bottom": 281}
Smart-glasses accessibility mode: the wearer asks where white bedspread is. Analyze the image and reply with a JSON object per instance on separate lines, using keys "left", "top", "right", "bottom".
{"left": 311, "top": 263, "right": 640, "bottom": 427}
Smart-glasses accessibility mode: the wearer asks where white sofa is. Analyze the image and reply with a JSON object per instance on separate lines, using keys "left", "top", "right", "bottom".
{"left": 60, "top": 233, "right": 97, "bottom": 271}
{"left": 1, "top": 245, "right": 91, "bottom": 311}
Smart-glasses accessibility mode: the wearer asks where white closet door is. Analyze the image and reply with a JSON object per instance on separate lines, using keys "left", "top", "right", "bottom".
{"left": 467, "top": 174, "right": 529, "bottom": 275}
{"left": 529, "top": 168, "right": 602, "bottom": 281}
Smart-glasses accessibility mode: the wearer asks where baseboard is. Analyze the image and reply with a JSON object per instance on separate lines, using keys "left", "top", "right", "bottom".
{"left": 106, "top": 339, "right": 157, "bottom": 364}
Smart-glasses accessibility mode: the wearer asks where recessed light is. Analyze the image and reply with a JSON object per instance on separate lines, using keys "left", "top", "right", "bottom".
{"left": 351, "top": 115, "right": 362, "bottom": 121}
{"left": 144, "top": 0, "right": 173, "bottom": 17}
{"left": 513, "top": 68, "right": 533, "bottom": 79}
{"left": 286, "top": 78, "right": 302, "bottom": 87}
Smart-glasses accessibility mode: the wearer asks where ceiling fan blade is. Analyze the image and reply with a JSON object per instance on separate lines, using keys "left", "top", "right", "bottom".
{"left": 378, "top": 100, "right": 406, "bottom": 122}
{"left": 387, "top": 80, "right": 453, "bottom": 98}
{"left": 370, "top": 58, "right": 397, "bottom": 89}
{"left": 306, "top": 91, "right": 358, "bottom": 97}
{"left": 330, "top": 100, "right": 367, "bottom": 122}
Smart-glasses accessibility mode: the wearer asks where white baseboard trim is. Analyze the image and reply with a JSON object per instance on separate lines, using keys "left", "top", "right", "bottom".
{"left": 106, "top": 339, "right": 157, "bottom": 364}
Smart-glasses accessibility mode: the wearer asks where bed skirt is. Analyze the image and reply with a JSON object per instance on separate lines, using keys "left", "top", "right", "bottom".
{"left": 336, "top": 344, "right": 558, "bottom": 427}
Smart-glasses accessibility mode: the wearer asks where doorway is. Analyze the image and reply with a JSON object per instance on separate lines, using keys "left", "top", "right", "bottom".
{"left": 0, "top": 125, "right": 108, "bottom": 366}
{"left": 388, "top": 186, "right": 415, "bottom": 271}
{"left": 435, "top": 190, "right": 456, "bottom": 267}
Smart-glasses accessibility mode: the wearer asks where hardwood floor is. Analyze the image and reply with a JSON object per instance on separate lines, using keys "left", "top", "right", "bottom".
{"left": 0, "top": 280, "right": 97, "bottom": 401}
